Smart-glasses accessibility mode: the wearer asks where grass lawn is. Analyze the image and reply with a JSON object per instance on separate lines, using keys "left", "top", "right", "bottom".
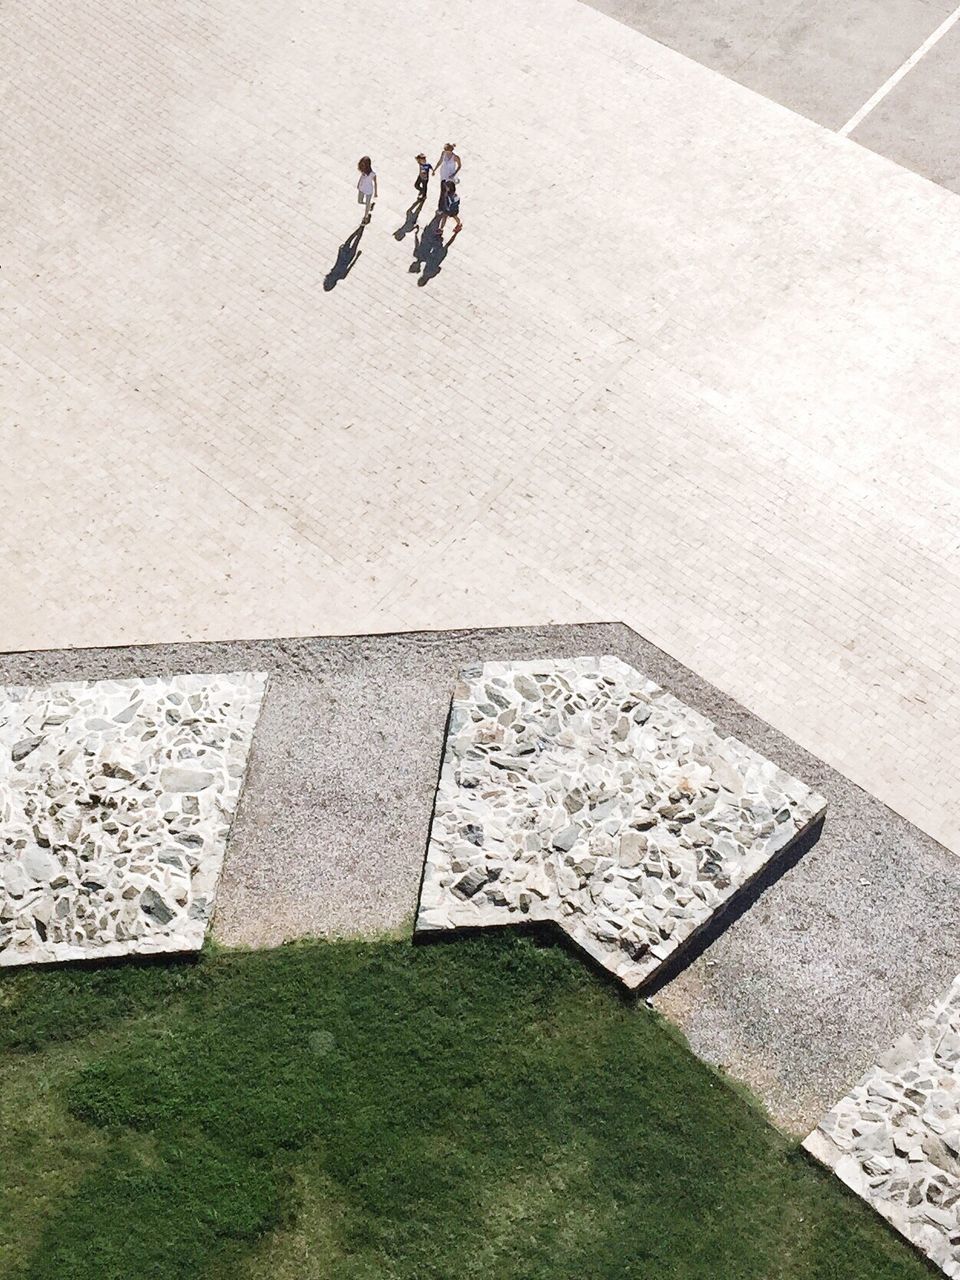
{"left": 0, "top": 933, "right": 931, "bottom": 1280}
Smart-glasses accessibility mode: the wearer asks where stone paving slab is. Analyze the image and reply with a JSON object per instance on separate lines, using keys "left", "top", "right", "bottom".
{"left": 2, "top": 625, "right": 958, "bottom": 1131}
{"left": 2, "top": 0, "right": 960, "bottom": 872}
{"left": 805, "top": 975, "right": 960, "bottom": 1277}
{"left": 0, "top": 672, "right": 266, "bottom": 965}
{"left": 416, "top": 657, "right": 825, "bottom": 989}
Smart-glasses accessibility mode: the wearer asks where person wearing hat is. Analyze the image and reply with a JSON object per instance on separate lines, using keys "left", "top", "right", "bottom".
{"left": 414, "top": 153, "right": 433, "bottom": 198}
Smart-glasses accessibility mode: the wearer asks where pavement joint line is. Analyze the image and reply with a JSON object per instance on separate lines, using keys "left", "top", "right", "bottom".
{"left": 839, "top": 3, "right": 960, "bottom": 136}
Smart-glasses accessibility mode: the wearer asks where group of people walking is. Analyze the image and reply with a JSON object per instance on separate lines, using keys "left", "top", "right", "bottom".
{"left": 356, "top": 143, "right": 462, "bottom": 237}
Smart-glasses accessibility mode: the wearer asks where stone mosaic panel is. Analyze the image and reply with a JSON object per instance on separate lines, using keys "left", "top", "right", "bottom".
{"left": 416, "top": 657, "right": 825, "bottom": 989}
{"left": 805, "top": 977, "right": 960, "bottom": 1278}
{"left": 0, "top": 672, "right": 267, "bottom": 966}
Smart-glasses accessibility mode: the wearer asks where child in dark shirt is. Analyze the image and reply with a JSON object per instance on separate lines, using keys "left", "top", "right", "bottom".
{"left": 414, "top": 153, "right": 433, "bottom": 197}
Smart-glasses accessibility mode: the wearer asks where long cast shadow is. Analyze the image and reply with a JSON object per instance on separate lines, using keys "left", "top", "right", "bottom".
{"left": 413, "top": 217, "right": 459, "bottom": 287}
{"left": 394, "top": 194, "right": 426, "bottom": 241}
{"left": 324, "top": 222, "right": 365, "bottom": 291}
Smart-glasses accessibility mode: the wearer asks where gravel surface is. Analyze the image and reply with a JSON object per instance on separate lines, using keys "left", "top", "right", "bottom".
{"left": 3, "top": 624, "right": 958, "bottom": 1132}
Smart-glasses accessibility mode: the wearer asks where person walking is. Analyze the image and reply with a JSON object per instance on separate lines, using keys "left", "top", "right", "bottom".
{"left": 435, "top": 142, "right": 461, "bottom": 184}
{"left": 356, "top": 157, "right": 378, "bottom": 223}
{"left": 414, "top": 153, "right": 433, "bottom": 197}
{"left": 437, "top": 179, "right": 462, "bottom": 238}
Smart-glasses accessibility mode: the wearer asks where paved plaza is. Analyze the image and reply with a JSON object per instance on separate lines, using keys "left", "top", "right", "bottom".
{"left": 2, "top": 0, "right": 960, "bottom": 867}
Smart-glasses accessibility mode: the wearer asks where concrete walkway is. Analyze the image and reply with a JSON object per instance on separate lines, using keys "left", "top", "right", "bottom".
{"left": 2, "top": 0, "right": 959, "bottom": 863}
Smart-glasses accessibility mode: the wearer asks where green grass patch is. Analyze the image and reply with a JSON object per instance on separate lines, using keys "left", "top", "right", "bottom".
{"left": 0, "top": 934, "right": 931, "bottom": 1279}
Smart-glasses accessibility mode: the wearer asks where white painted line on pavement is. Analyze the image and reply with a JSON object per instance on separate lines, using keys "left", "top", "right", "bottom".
{"left": 839, "top": 4, "right": 960, "bottom": 136}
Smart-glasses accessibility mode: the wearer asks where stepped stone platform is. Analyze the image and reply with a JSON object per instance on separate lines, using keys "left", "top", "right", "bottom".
{"left": 416, "top": 658, "right": 825, "bottom": 990}
{"left": 0, "top": 673, "right": 265, "bottom": 965}
{"left": 805, "top": 976, "right": 960, "bottom": 1278}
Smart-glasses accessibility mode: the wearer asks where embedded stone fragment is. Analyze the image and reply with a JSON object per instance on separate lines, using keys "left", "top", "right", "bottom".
{"left": 23, "top": 847, "right": 59, "bottom": 883}
{"left": 452, "top": 868, "right": 490, "bottom": 899}
{"left": 416, "top": 657, "right": 825, "bottom": 989}
{"left": 159, "top": 767, "right": 216, "bottom": 793}
{"left": 140, "top": 885, "right": 176, "bottom": 926}
{"left": 11, "top": 735, "right": 43, "bottom": 763}
{"left": 0, "top": 862, "right": 28, "bottom": 898}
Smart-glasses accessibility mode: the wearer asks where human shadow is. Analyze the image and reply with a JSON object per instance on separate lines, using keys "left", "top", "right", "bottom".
{"left": 323, "top": 222, "right": 365, "bottom": 291}
{"left": 394, "top": 193, "right": 426, "bottom": 241}
{"left": 412, "top": 217, "right": 459, "bottom": 287}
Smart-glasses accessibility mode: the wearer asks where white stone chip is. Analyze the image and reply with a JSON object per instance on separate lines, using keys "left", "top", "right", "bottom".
{"left": 416, "top": 657, "right": 826, "bottom": 989}
{"left": 0, "top": 671, "right": 267, "bottom": 966}
{"left": 805, "top": 975, "right": 960, "bottom": 1279}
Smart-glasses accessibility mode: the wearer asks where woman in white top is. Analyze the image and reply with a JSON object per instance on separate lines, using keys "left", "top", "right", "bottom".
{"left": 435, "top": 143, "right": 461, "bottom": 184}
{"left": 357, "top": 156, "right": 378, "bottom": 223}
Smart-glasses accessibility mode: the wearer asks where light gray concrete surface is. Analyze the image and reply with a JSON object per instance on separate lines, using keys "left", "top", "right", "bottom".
{"left": 5, "top": 0, "right": 960, "bottom": 873}
{"left": 851, "top": 23, "right": 960, "bottom": 193}
{"left": 3, "top": 624, "right": 959, "bottom": 1134}
{"left": 582, "top": 0, "right": 957, "bottom": 172}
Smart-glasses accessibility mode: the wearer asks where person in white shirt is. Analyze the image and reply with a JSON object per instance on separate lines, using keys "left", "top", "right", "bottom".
{"left": 356, "top": 157, "right": 378, "bottom": 223}
{"left": 435, "top": 143, "right": 461, "bottom": 184}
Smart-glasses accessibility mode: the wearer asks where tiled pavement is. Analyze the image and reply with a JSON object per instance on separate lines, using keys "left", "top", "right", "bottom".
{"left": 2, "top": 0, "right": 960, "bottom": 860}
